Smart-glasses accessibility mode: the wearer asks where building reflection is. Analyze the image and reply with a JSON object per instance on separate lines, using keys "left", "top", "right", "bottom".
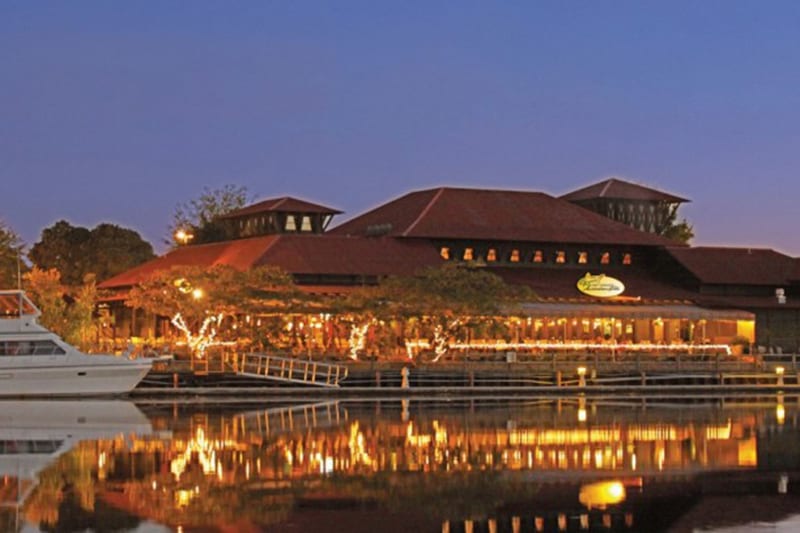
{"left": 12, "top": 399, "right": 800, "bottom": 532}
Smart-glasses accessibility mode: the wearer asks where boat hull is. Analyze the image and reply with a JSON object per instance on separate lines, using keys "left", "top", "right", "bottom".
{"left": 0, "top": 361, "right": 152, "bottom": 397}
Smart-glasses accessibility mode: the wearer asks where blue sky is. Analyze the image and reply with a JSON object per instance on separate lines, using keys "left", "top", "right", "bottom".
{"left": 2, "top": 2, "right": 799, "bottom": 254}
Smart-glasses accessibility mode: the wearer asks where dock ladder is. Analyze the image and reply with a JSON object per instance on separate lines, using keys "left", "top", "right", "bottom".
{"left": 235, "top": 353, "right": 348, "bottom": 387}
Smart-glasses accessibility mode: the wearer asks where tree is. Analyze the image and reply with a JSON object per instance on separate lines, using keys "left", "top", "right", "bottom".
{"left": 29, "top": 220, "right": 154, "bottom": 286}
{"left": 169, "top": 184, "right": 249, "bottom": 245}
{"left": 379, "top": 264, "right": 532, "bottom": 361}
{"left": 0, "top": 220, "right": 24, "bottom": 289}
{"left": 126, "top": 264, "right": 300, "bottom": 356}
{"left": 657, "top": 204, "right": 694, "bottom": 244}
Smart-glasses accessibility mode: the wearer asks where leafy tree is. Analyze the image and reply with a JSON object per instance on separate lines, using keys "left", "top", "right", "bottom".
{"left": 169, "top": 184, "right": 249, "bottom": 245}
{"left": 0, "top": 219, "right": 25, "bottom": 288}
{"left": 23, "top": 268, "right": 99, "bottom": 350}
{"left": 376, "top": 265, "right": 531, "bottom": 361}
{"left": 29, "top": 220, "right": 154, "bottom": 286}
{"left": 657, "top": 204, "right": 694, "bottom": 244}
{"left": 126, "top": 264, "right": 300, "bottom": 355}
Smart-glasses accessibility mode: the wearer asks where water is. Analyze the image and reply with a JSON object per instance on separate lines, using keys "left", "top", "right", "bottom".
{"left": 2, "top": 396, "right": 800, "bottom": 532}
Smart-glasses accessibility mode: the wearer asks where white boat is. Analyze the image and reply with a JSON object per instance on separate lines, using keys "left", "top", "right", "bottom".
{"left": 0, "top": 290, "right": 154, "bottom": 396}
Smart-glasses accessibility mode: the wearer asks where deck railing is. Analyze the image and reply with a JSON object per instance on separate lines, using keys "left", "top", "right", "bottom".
{"left": 235, "top": 352, "right": 348, "bottom": 387}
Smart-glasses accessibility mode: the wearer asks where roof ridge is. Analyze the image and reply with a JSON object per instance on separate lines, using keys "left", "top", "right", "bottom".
{"left": 271, "top": 197, "right": 289, "bottom": 210}
{"left": 402, "top": 188, "right": 445, "bottom": 237}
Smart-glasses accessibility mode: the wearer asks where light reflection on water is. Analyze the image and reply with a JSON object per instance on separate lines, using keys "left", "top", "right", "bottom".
{"left": 2, "top": 397, "right": 800, "bottom": 532}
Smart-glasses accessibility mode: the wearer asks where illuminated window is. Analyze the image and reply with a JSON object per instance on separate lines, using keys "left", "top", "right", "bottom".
{"left": 578, "top": 252, "right": 588, "bottom": 264}
{"left": 463, "top": 248, "right": 474, "bottom": 261}
{"left": 300, "top": 216, "right": 312, "bottom": 232}
{"left": 600, "top": 252, "right": 611, "bottom": 265}
{"left": 510, "top": 249, "right": 520, "bottom": 263}
{"left": 555, "top": 251, "right": 566, "bottom": 264}
{"left": 285, "top": 215, "right": 297, "bottom": 231}
{"left": 533, "top": 250, "right": 544, "bottom": 263}
{"left": 622, "top": 253, "right": 632, "bottom": 265}
{"left": 440, "top": 247, "right": 450, "bottom": 260}
{"left": 487, "top": 248, "right": 497, "bottom": 262}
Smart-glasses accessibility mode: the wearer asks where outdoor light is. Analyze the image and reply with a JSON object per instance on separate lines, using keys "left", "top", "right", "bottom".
{"left": 192, "top": 288, "right": 204, "bottom": 300}
{"left": 577, "top": 366, "right": 587, "bottom": 376}
{"left": 174, "top": 229, "right": 194, "bottom": 244}
{"left": 775, "top": 366, "right": 785, "bottom": 376}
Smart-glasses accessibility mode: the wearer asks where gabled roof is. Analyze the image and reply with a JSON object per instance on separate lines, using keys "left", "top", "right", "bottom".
{"left": 560, "top": 177, "right": 689, "bottom": 203}
{"left": 665, "top": 246, "right": 796, "bottom": 286}
{"left": 219, "top": 196, "right": 342, "bottom": 219}
{"left": 330, "top": 187, "right": 678, "bottom": 247}
{"left": 98, "top": 235, "right": 443, "bottom": 289}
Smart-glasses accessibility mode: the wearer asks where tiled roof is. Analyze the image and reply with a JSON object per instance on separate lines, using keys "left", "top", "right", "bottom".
{"left": 490, "top": 267, "right": 700, "bottom": 303}
{"left": 252, "top": 235, "right": 443, "bottom": 276}
{"left": 99, "top": 235, "right": 443, "bottom": 289}
{"left": 219, "top": 196, "right": 342, "bottom": 219}
{"left": 98, "top": 235, "right": 281, "bottom": 289}
{"left": 330, "top": 187, "right": 677, "bottom": 246}
{"left": 560, "top": 177, "right": 689, "bottom": 203}
{"left": 666, "top": 246, "right": 796, "bottom": 286}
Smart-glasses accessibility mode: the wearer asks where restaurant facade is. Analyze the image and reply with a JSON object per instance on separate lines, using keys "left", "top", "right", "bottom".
{"left": 99, "top": 178, "right": 800, "bottom": 355}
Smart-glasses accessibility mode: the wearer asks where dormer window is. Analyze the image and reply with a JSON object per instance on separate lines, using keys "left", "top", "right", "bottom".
{"left": 463, "top": 248, "right": 474, "bottom": 261}
{"left": 509, "top": 249, "right": 520, "bottom": 263}
{"left": 622, "top": 253, "right": 632, "bottom": 265}
{"left": 440, "top": 247, "right": 450, "bottom": 260}
{"left": 487, "top": 248, "right": 497, "bottom": 262}
{"left": 533, "top": 250, "right": 544, "bottom": 263}
{"left": 300, "top": 216, "right": 313, "bottom": 232}
{"left": 555, "top": 251, "right": 566, "bottom": 264}
{"left": 285, "top": 215, "right": 297, "bottom": 232}
{"left": 577, "top": 252, "right": 588, "bottom": 264}
{"left": 600, "top": 252, "right": 611, "bottom": 265}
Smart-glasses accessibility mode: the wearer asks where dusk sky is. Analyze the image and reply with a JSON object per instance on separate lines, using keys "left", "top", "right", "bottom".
{"left": 2, "top": 2, "right": 799, "bottom": 255}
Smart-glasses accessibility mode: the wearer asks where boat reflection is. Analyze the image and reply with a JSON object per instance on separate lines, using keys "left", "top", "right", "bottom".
{"left": 9, "top": 397, "right": 800, "bottom": 532}
{"left": 0, "top": 400, "right": 151, "bottom": 532}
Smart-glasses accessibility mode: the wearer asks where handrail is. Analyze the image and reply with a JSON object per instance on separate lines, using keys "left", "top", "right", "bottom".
{"left": 236, "top": 352, "right": 348, "bottom": 388}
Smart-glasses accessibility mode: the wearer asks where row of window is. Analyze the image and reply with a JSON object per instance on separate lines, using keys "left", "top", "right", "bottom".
{"left": 0, "top": 340, "right": 66, "bottom": 356}
{"left": 440, "top": 247, "right": 633, "bottom": 266}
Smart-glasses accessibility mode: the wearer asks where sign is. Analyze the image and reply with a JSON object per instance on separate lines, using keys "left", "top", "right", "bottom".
{"left": 577, "top": 273, "right": 625, "bottom": 298}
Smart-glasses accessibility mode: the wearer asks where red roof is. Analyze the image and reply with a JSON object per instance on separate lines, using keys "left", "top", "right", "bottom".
{"left": 666, "top": 246, "right": 796, "bottom": 286}
{"left": 491, "top": 266, "right": 700, "bottom": 303}
{"left": 560, "top": 177, "right": 689, "bottom": 203}
{"left": 98, "top": 235, "right": 281, "bottom": 289}
{"left": 219, "top": 196, "right": 342, "bottom": 219}
{"left": 99, "top": 235, "right": 443, "bottom": 289}
{"left": 330, "top": 187, "right": 677, "bottom": 246}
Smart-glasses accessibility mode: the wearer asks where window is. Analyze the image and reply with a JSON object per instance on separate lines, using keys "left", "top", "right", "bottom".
{"left": 487, "top": 248, "right": 497, "bottom": 262}
{"left": 622, "top": 253, "right": 632, "bottom": 265}
{"left": 463, "top": 248, "right": 474, "bottom": 261}
{"left": 285, "top": 215, "right": 297, "bottom": 232}
{"left": 532, "top": 250, "right": 544, "bottom": 263}
{"left": 555, "top": 251, "right": 566, "bottom": 264}
{"left": 509, "top": 249, "right": 520, "bottom": 263}
{"left": 0, "top": 340, "right": 65, "bottom": 356}
{"left": 600, "top": 252, "right": 611, "bottom": 265}
{"left": 440, "top": 247, "right": 450, "bottom": 260}
{"left": 300, "top": 216, "right": 313, "bottom": 232}
{"left": 577, "top": 252, "right": 588, "bottom": 264}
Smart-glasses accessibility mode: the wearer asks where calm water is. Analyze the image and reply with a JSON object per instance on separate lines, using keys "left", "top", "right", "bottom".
{"left": 3, "top": 396, "right": 800, "bottom": 533}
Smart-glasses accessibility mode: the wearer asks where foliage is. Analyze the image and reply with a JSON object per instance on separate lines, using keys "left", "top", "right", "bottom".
{"left": 126, "top": 264, "right": 301, "bottom": 348}
{"left": 657, "top": 204, "right": 694, "bottom": 244}
{"left": 0, "top": 219, "right": 24, "bottom": 289}
{"left": 169, "top": 184, "right": 249, "bottom": 245}
{"left": 23, "top": 268, "right": 100, "bottom": 349}
{"left": 29, "top": 220, "right": 154, "bottom": 286}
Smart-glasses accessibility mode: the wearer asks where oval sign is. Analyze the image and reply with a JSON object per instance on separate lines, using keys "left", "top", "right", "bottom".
{"left": 577, "top": 273, "right": 625, "bottom": 298}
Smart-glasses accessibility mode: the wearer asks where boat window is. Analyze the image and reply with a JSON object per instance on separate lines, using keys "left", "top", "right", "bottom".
{"left": 0, "top": 340, "right": 65, "bottom": 356}
{"left": 0, "top": 439, "right": 64, "bottom": 454}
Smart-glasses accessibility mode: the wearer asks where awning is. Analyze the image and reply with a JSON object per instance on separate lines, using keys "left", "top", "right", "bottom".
{"left": 517, "top": 302, "right": 754, "bottom": 321}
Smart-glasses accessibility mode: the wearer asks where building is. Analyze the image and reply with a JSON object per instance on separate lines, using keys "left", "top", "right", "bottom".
{"left": 99, "top": 178, "right": 800, "bottom": 353}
